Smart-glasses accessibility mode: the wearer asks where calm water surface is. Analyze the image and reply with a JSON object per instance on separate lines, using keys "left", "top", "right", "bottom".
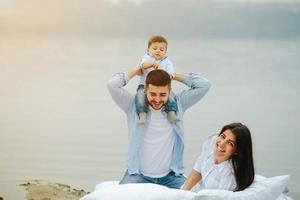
{"left": 0, "top": 35, "right": 299, "bottom": 199}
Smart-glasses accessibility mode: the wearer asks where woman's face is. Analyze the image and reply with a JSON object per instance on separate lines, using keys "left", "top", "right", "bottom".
{"left": 214, "top": 129, "right": 237, "bottom": 163}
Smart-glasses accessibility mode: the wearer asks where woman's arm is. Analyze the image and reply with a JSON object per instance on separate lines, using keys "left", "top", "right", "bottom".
{"left": 182, "top": 169, "right": 202, "bottom": 191}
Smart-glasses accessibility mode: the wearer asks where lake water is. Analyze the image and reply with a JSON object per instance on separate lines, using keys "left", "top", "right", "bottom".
{"left": 0, "top": 35, "right": 299, "bottom": 199}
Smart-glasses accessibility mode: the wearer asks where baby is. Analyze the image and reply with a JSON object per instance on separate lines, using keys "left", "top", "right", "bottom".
{"left": 135, "top": 35, "right": 180, "bottom": 123}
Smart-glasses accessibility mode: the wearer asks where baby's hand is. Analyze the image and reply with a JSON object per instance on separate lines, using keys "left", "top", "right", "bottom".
{"left": 152, "top": 63, "right": 159, "bottom": 69}
{"left": 142, "top": 62, "right": 154, "bottom": 69}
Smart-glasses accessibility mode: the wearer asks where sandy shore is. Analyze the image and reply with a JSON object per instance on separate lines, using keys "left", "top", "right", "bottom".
{"left": 20, "top": 180, "right": 89, "bottom": 200}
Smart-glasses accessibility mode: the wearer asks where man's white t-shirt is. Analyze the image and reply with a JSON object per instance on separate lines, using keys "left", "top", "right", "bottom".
{"left": 139, "top": 107, "right": 176, "bottom": 178}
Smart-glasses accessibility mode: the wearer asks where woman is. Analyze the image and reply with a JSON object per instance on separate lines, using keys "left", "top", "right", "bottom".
{"left": 182, "top": 122, "right": 255, "bottom": 191}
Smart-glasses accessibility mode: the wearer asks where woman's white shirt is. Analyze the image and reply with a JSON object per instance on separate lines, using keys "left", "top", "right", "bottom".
{"left": 193, "top": 135, "right": 237, "bottom": 191}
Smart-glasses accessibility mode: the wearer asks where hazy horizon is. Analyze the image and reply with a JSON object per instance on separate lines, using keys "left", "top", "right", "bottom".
{"left": 1, "top": 0, "right": 300, "bottom": 38}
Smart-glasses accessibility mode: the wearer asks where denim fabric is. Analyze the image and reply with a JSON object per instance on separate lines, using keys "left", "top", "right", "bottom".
{"left": 165, "top": 93, "right": 178, "bottom": 113}
{"left": 135, "top": 85, "right": 148, "bottom": 114}
{"left": 119, "top": 170, "right": 186, "bottom": 189}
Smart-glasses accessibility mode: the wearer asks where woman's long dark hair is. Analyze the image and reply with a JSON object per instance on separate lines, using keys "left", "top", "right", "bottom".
{"left": 219, "top": 122, "right": 255, "bottom": 191}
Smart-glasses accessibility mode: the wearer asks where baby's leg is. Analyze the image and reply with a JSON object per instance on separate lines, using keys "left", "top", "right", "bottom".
{"left": 134, "top": 85, "right": 147, "bottom": 123}
{"left": 165, "top": 93, "right": 180, "bottom": 123}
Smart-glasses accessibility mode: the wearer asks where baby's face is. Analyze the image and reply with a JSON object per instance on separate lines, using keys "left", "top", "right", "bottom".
{"left": 148, "top": 42, "right": 167, "bottom": 60}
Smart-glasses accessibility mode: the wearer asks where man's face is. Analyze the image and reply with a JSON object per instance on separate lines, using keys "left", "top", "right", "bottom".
{"left": 145, "top": 84, "right": 170, "bottom": 110}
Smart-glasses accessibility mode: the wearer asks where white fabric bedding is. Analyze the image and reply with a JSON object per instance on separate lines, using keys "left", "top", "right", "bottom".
{"left": 80, "top": 174, "right": 293, "bottom": 200}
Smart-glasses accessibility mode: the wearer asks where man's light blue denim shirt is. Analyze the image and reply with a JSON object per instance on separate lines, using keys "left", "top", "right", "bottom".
{"left": 107, "top": 72, "right": 211, "bottom": 176}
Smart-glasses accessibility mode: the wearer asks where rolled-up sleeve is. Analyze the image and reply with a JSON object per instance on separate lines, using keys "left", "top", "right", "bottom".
{"left": 178, "top": 73, "right": 211, "bottom": 112}
{"left": 106, "top": 72, "right": 134, "bottom": 113}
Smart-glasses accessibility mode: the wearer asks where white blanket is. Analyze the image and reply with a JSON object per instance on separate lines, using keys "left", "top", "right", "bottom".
{"left": 80, "top": 175, "right": 293, "bottom": 200}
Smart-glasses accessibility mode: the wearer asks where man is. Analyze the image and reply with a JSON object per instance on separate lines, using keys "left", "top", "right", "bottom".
{"left": 107, "top": 66, "right": 211, "bottom": 189}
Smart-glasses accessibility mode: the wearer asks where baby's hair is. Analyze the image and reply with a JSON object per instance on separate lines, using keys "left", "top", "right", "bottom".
{"left": 148, "top": 35, "right": 168, "bottom": 49}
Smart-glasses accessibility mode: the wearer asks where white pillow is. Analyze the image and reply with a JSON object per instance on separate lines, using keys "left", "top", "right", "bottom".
{"left": 195, "top": 175, "right": 290, "bottom": 200}
{"left": 80, "top": 182, "right": 196, "bottom": 200}
{"left": 80, "top": 175, "right": 291, "bottom": 200}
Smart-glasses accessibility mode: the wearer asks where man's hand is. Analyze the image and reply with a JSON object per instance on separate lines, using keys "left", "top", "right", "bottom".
{"left": 125, "top": 66, "right": 143, "bottom": 80}
{"left": 173, "top": 73, "right": 187, "bottom": 82}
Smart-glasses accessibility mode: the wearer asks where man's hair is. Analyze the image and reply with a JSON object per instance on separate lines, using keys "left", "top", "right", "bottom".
{"left": 145, "top": 69, "right": 171, "bottom": 89}
{"left": 148, "top": 35, "right": 168, "bottom": 49}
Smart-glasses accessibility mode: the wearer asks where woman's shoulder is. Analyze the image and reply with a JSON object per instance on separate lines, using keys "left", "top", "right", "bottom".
{"left": 200, "top": 134, "right": 217, "bottom": 154}
{"left": 204, "top": 134, "right": 217, "bottom": 146}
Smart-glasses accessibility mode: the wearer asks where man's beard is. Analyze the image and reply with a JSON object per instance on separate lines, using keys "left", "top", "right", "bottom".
{"left": 146, "top": 99, "right": 165, "bottom": 110}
